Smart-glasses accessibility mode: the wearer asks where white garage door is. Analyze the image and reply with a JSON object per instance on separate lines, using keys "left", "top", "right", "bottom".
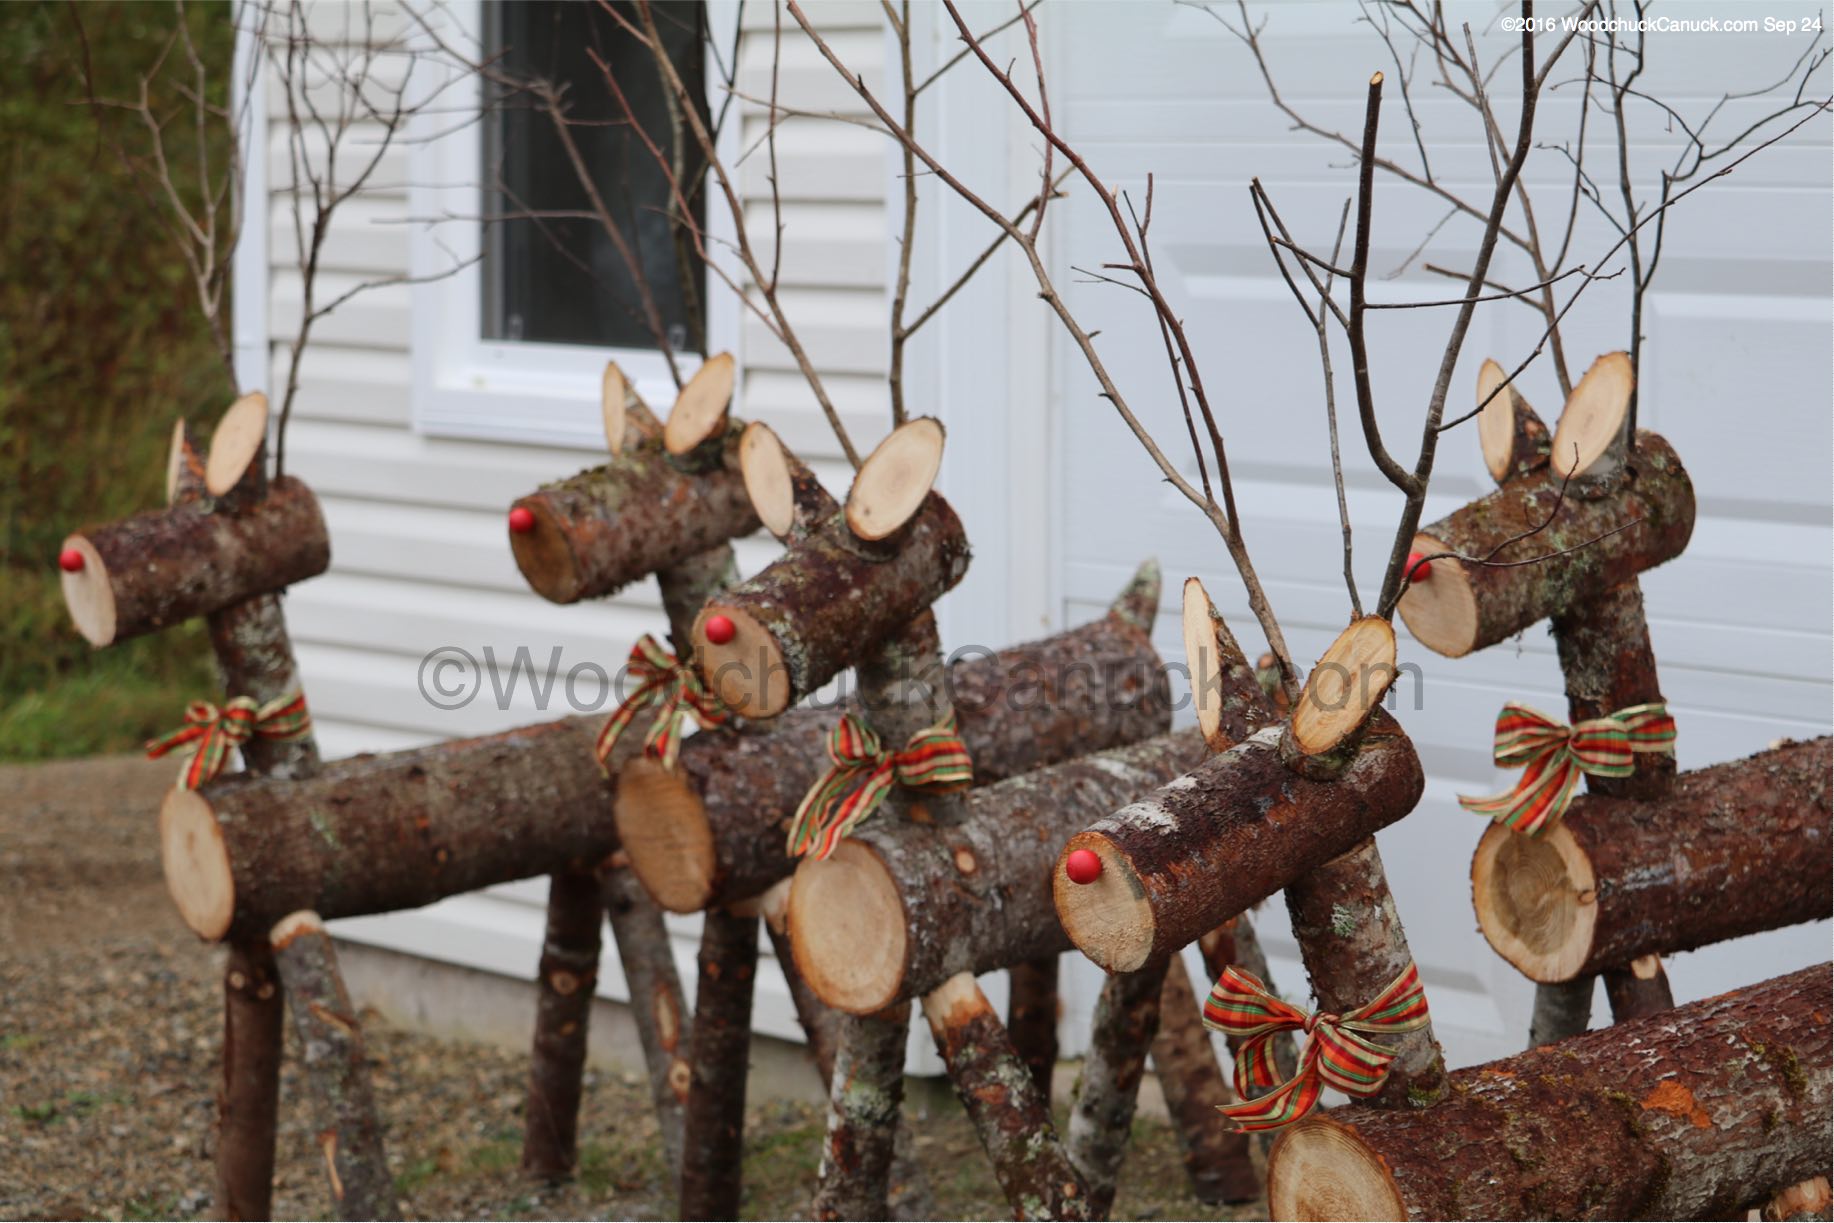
{"left": 1038, "top": 1, "right": 1832, "bottom": 1068}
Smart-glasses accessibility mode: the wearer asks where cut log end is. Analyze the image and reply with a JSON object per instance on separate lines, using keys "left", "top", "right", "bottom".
{"left": 787, "top": 839, "right": 908, "bottom": 1015}
{"left": 1471, "top": 820, "right": 1598, "bottom": 983}
{"left": 58, "top": 535, "right": 116, "bottom": 646}
{"left": 160, "top": 787, "right": 236, "bottom": 941}
{"left": 1053, "top": 833, "right": 1155, "bottom": 974}
{"left": 166, "top": 419, "right": 203, "bottom": 506}
{"left": 1476, "top": 358, "right": 1548, "bottom": 484}
{"left": 601, "top": 362, "right": 629, "bottom": 453}
{"left": 920, "top": 971, "right": 986, "bottom": 1031}
{"left": 1290, "top": 616, "right": 1398, "bottom": 756}
{"left": 694, "top": 602, "right": 789, "bottom": 718}
{"left": 844, "top": 418, "right": 945, "bottom": 542}
{"left": 1395, "top": 533, "right": 1479, "bottom": 657}
{"left": 1550, "top": 351, "right": 1634, "bottom": 481}
{"left": 506, "top": 498, "right": 586, "bottom": 605}
{"left": 205, "top": 391, "right": 269, "bottom": 497}
{"left": 1266, "top": 1116, "right": 1406, "bottom": 1222}
{"left": 664, "top": 352, "right": 735, "bottom": 457}
{"left": 614, "top": 757, "right": 718, "bottom": 915}
{"left": 740, "top": 421, "right": 799, "bottom": 540}
{"left": 269, "top": 908, "right": 325, "bottom": 948}
{"left": 1182, "top": 578, "right": 1227, "bottom": 752}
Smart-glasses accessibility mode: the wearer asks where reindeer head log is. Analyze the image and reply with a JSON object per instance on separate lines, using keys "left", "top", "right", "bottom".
{"left": 1397, "top": 430, "right": 1694, "bottom": 658}
{"left": 61, "top": 476, "right": 330, "bottom": 648}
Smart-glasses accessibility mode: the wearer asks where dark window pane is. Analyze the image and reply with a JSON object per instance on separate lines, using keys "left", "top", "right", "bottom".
{"left": 484, "top": 1, "right": 706, "bottom": 351}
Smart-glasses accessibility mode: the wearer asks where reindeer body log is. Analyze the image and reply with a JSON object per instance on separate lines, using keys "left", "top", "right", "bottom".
{"left": 1055, "top": 713, "right": 1424, "bottom": 973}
{"left": 1473, "top": 737, "right": 1832, "bottom": 983}
{"left": 789, "top": 731, "right": 1207, "bottom": 1015}
{"left": 161, "top": 716, "right": 612, "bottom": 943}
{"left": 1266, "top": 963, "right": 1833, "bottom": 1222}
{"left": 617, "top": 593, "right": 1171, "bottom": 913}
{"left": 693, "top": 494, "right": 971, "bottom": 719}
{"left": 1397, "top": 432, "right": 1695, "bottom": 657}
{"left": 61, "top": 476, "right": 329, "bottom": 646}
{"left": 509, "top": 428, "right": 759, "bottom": 604}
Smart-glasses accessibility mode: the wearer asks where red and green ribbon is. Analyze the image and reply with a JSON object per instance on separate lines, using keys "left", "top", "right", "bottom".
{"left": 595, "top": 635, "right": 731, "bottom": 774}
{"left": 1202, "top": 963, "right": 1430, "bottom": 1132}
{"left": 1459, "top": 701, "right": 1676, "bottom": 836}
{"left": 146, "top": 690, "right": 312, "bottom": 789}
{"left": 787, "top": 712, "right": 974, "bottom": 860}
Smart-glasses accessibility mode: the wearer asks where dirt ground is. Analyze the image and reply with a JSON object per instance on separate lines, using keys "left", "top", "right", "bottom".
{"left": 0, "top": 755, "right": 1266, "bottom": 1221}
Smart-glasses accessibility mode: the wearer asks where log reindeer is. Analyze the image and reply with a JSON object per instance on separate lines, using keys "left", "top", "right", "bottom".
{"left": 62, "top": 394, "right": 394, "bottom": 1219}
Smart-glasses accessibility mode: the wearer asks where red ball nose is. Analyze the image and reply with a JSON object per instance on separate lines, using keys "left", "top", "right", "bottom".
{"left": 507, "top": 506, "right": 536, "bottom": 534}
{"left": 1405, "top": 551, "right": 1432, "bottom": 582}
{"left": 704, "top": 614, "right": 736, "bottom": 646}
{"left": 1064, "top": 848, "right": 1103, "bottom": 885}
{"left": 58, "top": 547, "right": 85, "bottom": 573}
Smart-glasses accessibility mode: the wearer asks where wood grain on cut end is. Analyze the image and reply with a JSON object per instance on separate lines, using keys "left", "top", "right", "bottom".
{"left": 693, "top": 602, "right": 789, "bottom": 718}
{"left": 1182, "top": 577, "right": 1228, "bottom": 751}
{"left": 1470, "top": 820, "right": 1598, "bottom": 982}
{"left": 845, "top": 417, "right": 945, "bottom": 542}
{"left": 166, "top": 418, "right": 206, "bottom": 506}
{"left": 665, "top": 352, "right": 735, "bottom": 456}
{"left": 1291, "top": 616, "right": 1398, "bottom": 756}
{"left": 1477, "top": 357, "right": 1549, "bottom": 484}
{"left": 1395, "top": 532, "right": 1479, "bottom": 657}
{"left": 1267, "top": 1116, "right": 1407, "bottom": 1222}
{"left": 1551, "top": 351, "right": 1634, "bottom": 479}
{"left": 787, "top": 838, "right": 907, "bottom": 1015}
{"left": 58, "top": 534, "right": 116, "bottom": 646}
{"left": 268, "top": 908, "right": 324, "bottom": 948}
{"left": 205, "top": 391, "right": 269, "bottom": 496}
{"left": 506, "top": 497, "right": 587, "bottom": 604}
{"left": 920, "top": 971, "right": 988, "bottom": 1032}
{"left": 1054, "top": 832, "right": 1155, "bottom": 973}
{"left": 740, "top": 421, "right": 798, "bottom": 539}
{"left": 599, "top": 361, "right": 663, "bottom": 452}
{"left": 160, "top": 786, "right": 236, "bottom": 941}
{"left": 614, "top": 756, "right": 718, "bottom": 914}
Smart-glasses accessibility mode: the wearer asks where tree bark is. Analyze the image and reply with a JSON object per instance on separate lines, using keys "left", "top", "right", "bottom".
{"left": 60, "top": 475, "right": 330, "bottom": 646}
{"left": 1473, "top": 738, "right": 1832, "bottom": 982}
{"left": 602, "top": 867, "right": 691, "bottom": 1185}
{"left": 1603, "top": 956, "right": 1675, "bottom": 1022}
{"left": 693, "top": 493, "right": 972, "bottom": 718}
{"left": 789, "top": 730, "right": 1208, "bottom": 1015}
{"left": 1527, "top": 978, "right": 1594, "bottom": 1047}
{"left": 679, "top": 904, "right": 760, "bottom": 1221}
{"left": 508, "top": 429, "right": 758, "bottom": 604}
{"left": 618, "top": 596, "right": 1171, "bottom": 914}
{"left": 521, "top": 868, "right": 603, "bottom": 1179}
{"left": 270, "top": 912, "right": 396, "bottom": 1222}
{"left": 1265, "top": 963, "right": 1833, "bottom": 1222}
{"left": 1285, "top": 838, "right": 1449, "bottom": 1109}
{"left": 1007, "top": 958, "right": 1060, "bottom": 1099}
{"left": 923, "top": 974, "right": 1092, "bottom": 1222}
{"left": 1065, "top": 960, "right": 1167, "bottom": 1218}
{"left": 1397, "top": 431, "right": 1695, "bottom": 657}
{"left": 1151, "top": 955, "right": 1259, "bottom": 1205}
{"left": 1056, "top": 714, "right": 1424, "bottom": 974}
{"left": 217, "top": 942, "right": 283, "bottom": 1222}
{"left": 813, "top": 1008, "right": 912, "bottom": 1221}
{"left": 161, "top": 715, "right": 615, "bottom": 942}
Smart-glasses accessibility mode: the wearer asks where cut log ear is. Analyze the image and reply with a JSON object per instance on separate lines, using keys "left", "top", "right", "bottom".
{"left": 602, "top": 360, "right": 663, "bottom": 454}
{"left": 1288, "top": 616, "right": 1398, "bottom": 757}
{"left": 740, "top": 421, "right": 837, "bottom": 541}
{"left": 1476, "top": 358, "right": 1550, "bottom": 484}
{"left": 844, "top": 417, "right": 945, "bottom": 542}
{"left": 1550, "top": 351, "right": 1634, "bottom": 482}
{"left": 1108, "top": 557, "right": 1161, "bottom": 634}
{"left": 205, "top": 391, "right": 270, "bottom": 497}
{"left": 1181, "top": 577, "right": 1269, "bottom": 753}
{"left": 167, "top": 419, "right": 207, "bottom": 507}
{"left": 664, "top": 352, "right": 736, "bottom": 457}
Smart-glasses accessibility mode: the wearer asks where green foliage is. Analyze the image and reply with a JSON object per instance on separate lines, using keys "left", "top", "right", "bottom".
{"left": 0, "top": 1, "right": 234, "bottom": 760}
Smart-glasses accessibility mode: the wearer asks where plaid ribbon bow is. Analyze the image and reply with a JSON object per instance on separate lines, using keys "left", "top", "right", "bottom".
{"left": 1202, "top": 963, "right": 1430, "bottom": 1132}
{"left": 594, "top": 635, "right": 731, "bottom": 773}
{"left": 787, "top": 712, "right": 974, "bottom": 860}
{"left": 146, "top": 691, "right": 312, "bottom": 790}
{"left": 1458, "top": 701, "right": 1676, "bottom": 836}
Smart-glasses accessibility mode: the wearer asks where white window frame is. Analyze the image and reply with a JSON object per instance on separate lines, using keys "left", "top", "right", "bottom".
{"left": 406, "top": 0, "right": 741, "bottom": 448}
